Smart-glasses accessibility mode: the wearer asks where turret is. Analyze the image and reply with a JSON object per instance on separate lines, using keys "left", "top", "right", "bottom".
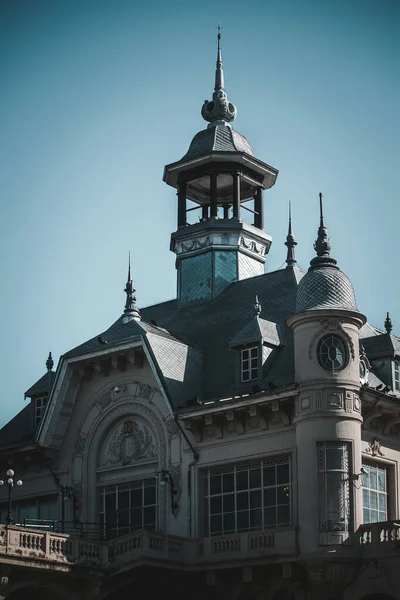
{"left": 287, "top": 194, "right": 366, "bottom": 553}
{"left": 163, "top": 32, "right": 278, "bottom": 306}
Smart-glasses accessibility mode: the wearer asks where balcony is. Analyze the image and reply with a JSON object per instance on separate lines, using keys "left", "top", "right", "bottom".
{"left": 353, "top": 521, "right": 400, "bottom": 558}
{"left": 0, "top": 525, "right": 297, "bottom": 572}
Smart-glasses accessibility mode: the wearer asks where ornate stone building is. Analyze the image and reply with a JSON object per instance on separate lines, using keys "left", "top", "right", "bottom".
{"left": 0, "top": 33, "right": 399, "bottom": 600}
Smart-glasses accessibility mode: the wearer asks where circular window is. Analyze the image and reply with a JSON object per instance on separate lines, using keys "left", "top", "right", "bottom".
{"left": 317, "top": 335, "right": 348, "bottom": 373}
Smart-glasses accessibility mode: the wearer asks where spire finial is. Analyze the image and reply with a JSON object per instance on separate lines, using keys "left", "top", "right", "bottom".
{"left": 385, "top": 312, "right": 393, "bottom": 334}
{"left": 254, "top": 295, "right": 261, "bottom": 317}
{"left": 201, "top": 27, "right": 237, "bottom": 127}
{"left": 309, "top": 192, "right": 338, "bottom": 270}
{"left": 123, "top": 253, "right": 141, "bottom": 323}
{"left": 285, "top": 202, "right": 297, "bottom": 268}
{"left": 46, "top": 352, "right": 54, "bottom": 372}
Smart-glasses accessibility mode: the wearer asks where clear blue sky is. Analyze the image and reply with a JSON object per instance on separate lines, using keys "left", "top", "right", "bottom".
{"left": 0, "top": 0, "right": 398, "bottom": 427}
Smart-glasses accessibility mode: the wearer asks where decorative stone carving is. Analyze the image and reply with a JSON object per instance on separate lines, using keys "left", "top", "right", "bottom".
{"left": 74, "top": 434, "right": 87, "bottom": 456}
{"left": 137, "top": 382, "right": 155, "bottom": 400}
{"left": 166, "top": 418, "right": 179, "bottom": 438}
{"left": 180, "top": 236, "right": 211, "bottom": 254}
{"left": 223, "top": 410, "right": 244, "bottom": 436}
{"left": 327, "top": 392, "right": 343, "bottom": 409}
{"left": 97, "top": 390, "right": 112, "bottom": 410}
{"left": 99, "top": 419, "right": 158, "bottom": 467}
{"left": 300, "top": 396, "right": 311, "bottom": 411}
{"left": 269, "top": 409, "right": 289, "bottom": 429}
{"left": 240, "top": 237, "right": 266, "bottom": 255}
{"left": 168, "top": 463, "right": 182, "bottom": 516}
{"left": 203, "top": 415, "right": 223, "bottom": 440}
{"left": 353, "top": 393, "right": 361, "bottom": 412}
{"left": 365, "top": 438, "right": 385, "bottom": 457}
{"left": 246, "top": 406, "right": 267, "bottom": 431}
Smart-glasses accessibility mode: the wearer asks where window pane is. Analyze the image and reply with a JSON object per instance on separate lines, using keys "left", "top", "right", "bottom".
{"left": 210, "top": 496, "right": 222, "bottom": 514}
{"left": 264, "top": 488, "right": 276, "bottom": 507}
{"left": 370, "top": 469, "right": 377, "bottom": 490}
{"left": 249, "top": 469, "right": 261, "bottom": 489}
{"left": 263, "top": 466, "right": 276, "bottom": 487}
{"left": 144, "top": 486, "right": 156, "bottom": 505}
{"left": 144, "top": 506, "right": 155, "bottom": 526}
{"left": 264, "top": 507, "right": 276, "bottom": 527}
{"left": 223, "top": 494, "right": 235, "bottom": 512}
{"left": 237, "top": 492, "right": 248, "bottom": 511}
{"left": 277, "top": 464, "right": 289, "bottom": 485}
{"left": 223, "top": 473, "right": 234, "bottom": 492}
{"left": 210, "top": 515, "right": 222, "bottom": 535}
{"left": 250, "top": 509, "right": 262, "bottom": 530}
{"left": 131, "top": 489, "right": 142, "bottom": 508}
{"left": 278, "top": 505, "right": 290, "bottom": 525}
{"left": 131, "top": 509, "right": 142, "bottom": 528}
{"left": 237, "top": 511, "right": 249, "bottom": 532}
{"left": 250, "top": 490, "right": 261, "bottom": 508}
{"left": 377, "top": 470, "right": 386, "bottom": 492}
{"left": 236, "top": 470, "right": 248, "bottom": 490}
{"left": 223, "top": 513, "right": 235, "bottom": 533}
{"left": 119, "top": 510, "right": 129, "bottom": 527}
{"left": 277, "top": 486, "right": 290, "bottom": 505}
{"left": 210, "top": 475, "right": 222, "bottom": 495}
{"left": 119, "top": 491, "right": 129, "bottom": 510}
{"left": 326, "top": 448, "right": 343, "bottom": 470}
{"left": 105, "top": 492, "right": 116, "bottom": 511}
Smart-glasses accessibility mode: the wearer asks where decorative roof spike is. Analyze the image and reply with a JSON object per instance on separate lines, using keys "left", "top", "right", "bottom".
{"left": 309, "top": 193, "right": 338, "bottom": 270}
{"left": 46, "top": 352, "right": 54, "bottom": 372}
{"left": 123, "top": 252, "right": 141, "bottom": 322}
{"left": 385, "top": 312, "right": 393, "bottom": 334}
{"left": 254, "top": 295, "right": 262, "bottom": 317}
{"left": 201, "top": 27, "right": 237, "bottom": 127}
{"left": 285, "top": 202, "right": 297, "bottom": 268}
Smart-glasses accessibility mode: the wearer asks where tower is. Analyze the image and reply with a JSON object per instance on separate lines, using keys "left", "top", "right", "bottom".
{"left": 163, "top": 32, "right": 278, "bottom": 306}
{"left": 287, "top": 194, "right": 366, "bottom": 553}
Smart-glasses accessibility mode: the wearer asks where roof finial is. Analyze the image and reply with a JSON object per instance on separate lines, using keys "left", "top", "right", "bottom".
{"left": 201, "top": 27, "right": 237, "bottom": 127}
{"left": 309, "top": 192, "right": 338, "bottom": 270}
{"left": 123, "top": 252, "right": 141, "bottom": 323}
{"left": 46, "top": 352, "right": 54, "bottom": 372}
{"left": 385, "top": 312, "right": 393, "bottom": 334}
{"left": 254, "top": 295, "right": 261, "bottom": 317}
{"left": 285, "top": 202, "right": 297, "bottom": 268}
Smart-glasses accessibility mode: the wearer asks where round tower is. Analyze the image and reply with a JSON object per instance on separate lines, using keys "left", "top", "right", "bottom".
{"left": 287, "top": 194, "right": 366, "bottom": 554}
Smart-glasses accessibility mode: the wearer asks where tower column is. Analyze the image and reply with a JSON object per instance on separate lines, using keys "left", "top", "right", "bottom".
{"left": 202, "top": 205, "right": 209, "bottom": 220}
{"left": 210, "top": 172, "right": 218, "bottom": 217}
{"left": 232, "top": 172, "right": 240, "bottom": 218}
{"left": 177, "top": 180, "right": 187, "bottom": 227}
{"left": 223, "top": 204, "right": 230, "bottom": 219}
{"left": 254, "top": 186, "right": 264, "bottom": 229}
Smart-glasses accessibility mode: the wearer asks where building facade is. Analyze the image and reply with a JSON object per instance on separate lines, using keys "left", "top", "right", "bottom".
{"left": 0, "top": 34, "right": 399, "bottom": 600}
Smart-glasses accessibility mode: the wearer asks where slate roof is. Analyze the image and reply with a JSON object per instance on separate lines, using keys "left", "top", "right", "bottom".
{"left": 25, "top": 371, "right": 56, "bottom": 399}
{"left": 0, "top": 405, "right": 33, "bottom": 447}
{"left": 296, "top": 267, "right": 357, "bottom": 313}
{"left": 230, "top": 317, "right": 284, "bottom": 348}
{"left": 62, "top": 266, "right": 306, "bottom": 407}
{"left": 181, "top": 125, "right": 254, "bottom": 162}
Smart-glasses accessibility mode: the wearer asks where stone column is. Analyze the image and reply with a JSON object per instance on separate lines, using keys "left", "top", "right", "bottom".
{"left": 210, "top": 172, "right": 218, "bottom": 218}
{"left": 223, "top": 204, "right": 230, "bottom": 219}
{"left": 177, "top": 180, "right": 187, "bottom": 227}
{"left": 232, "top": 172, "right": 240, "bottom": 218}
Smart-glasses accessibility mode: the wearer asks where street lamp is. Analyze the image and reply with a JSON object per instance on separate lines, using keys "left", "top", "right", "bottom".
{"left": 155, "top": 469, "right": 178, "bottom": 516}
{"left": 0, "top": 469, "right": 23, "bottom": 525}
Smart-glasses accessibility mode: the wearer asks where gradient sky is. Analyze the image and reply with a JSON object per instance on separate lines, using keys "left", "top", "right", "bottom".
{"left": 0, "top": 0, "right": 399, "bottom": 427}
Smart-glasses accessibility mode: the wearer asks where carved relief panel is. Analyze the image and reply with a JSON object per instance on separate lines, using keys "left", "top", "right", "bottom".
{"left": 99, "top": 418, "right": 158, "bottom": 468}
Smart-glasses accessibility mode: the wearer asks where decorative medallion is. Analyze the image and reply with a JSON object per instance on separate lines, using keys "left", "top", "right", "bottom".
{"left": 99, "top": 419, "right": 158, "bottom": 467}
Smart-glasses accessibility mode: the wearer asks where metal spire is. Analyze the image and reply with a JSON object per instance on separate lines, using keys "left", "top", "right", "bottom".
{"left": 201, "top": 27, "right": 237, "bottom": 127}
{"left": 385, "top": 312, "right": 393, "bottom": 334}
{"left": 123, "top": 252, "right": 141, "bottom": 323}
{"left": 285, "top": 202, "right": 297, "bottom": 268}
{"left": 254, "top": 295, "right": 261, "bottom": 317}
{"left": 309, "top": 193, "right": 338, "bottom": 270}
{"left": 46, "top": 352, "right": 54, "bottom": 372}
{"left": 215, "top": 24, "right": 224, "bottom": 91}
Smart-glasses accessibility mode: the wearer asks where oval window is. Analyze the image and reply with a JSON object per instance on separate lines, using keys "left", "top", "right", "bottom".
{"left": 317, "top": 335, "right": 348, "bottom": 373}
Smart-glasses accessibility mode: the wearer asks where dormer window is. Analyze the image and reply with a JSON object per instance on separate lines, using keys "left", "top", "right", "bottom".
{"left": 34, "top": 396, "right": 48, "bottom": 427}
{"left": 394, "top": 360, "right": 400, "bottom": 392}
{"left": 241, "top": 346, "right": 259, "bottom": 382}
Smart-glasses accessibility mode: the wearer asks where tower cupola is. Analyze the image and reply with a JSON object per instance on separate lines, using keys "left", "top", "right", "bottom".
{"left": 163, "top": 33, "right": 279, "bottom": 306}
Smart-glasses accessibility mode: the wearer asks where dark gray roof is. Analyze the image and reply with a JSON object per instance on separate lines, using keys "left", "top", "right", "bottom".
{"left": 24, "top": 371, "right": 56, "bottom": 399}
{"left": 230, "top": 317, "right": 284, "bottom": 348}
{"left": 296, "top": 266, "right": 357, "bottom": 313}
{"left": 0, "top": 405, "right": 33, "bottom": 447}
{"left": 63, "top": 267, "right": 306, "bottom": 407}
{"left": 182, "top": 125, "right": 254, "bottom": 161}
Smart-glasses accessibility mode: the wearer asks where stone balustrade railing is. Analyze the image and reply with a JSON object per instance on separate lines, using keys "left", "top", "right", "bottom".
{"left": 0, "top": 524, "right": 294, "bottom": 570}
{"left": 354, "top": 521, "right": 400, "bottom": 554}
